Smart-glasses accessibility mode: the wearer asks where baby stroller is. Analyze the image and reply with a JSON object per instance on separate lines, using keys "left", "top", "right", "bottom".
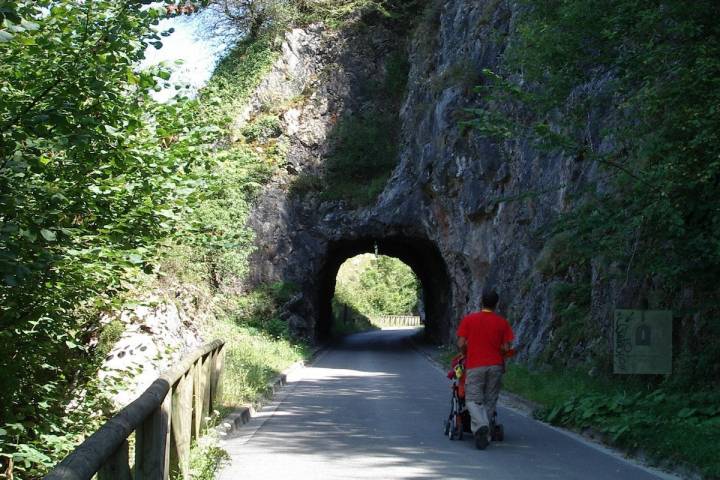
{"left": 443, "top": 354, "right": 504, "bottom": 442}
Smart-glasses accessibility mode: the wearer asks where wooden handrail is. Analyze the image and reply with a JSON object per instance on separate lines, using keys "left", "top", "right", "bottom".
{"left": 370, "top": 315, "right": 422, "bottom": 327}
{"left": 45, "top": 340, "right": 225, "bottom": 480}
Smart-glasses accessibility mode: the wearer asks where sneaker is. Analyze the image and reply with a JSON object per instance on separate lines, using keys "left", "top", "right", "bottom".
{"left": 475, "top": 426, "right": 489, "bottom": 450}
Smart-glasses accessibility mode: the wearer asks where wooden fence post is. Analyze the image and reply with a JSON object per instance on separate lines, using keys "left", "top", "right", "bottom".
{"left": 201, "top": 354, "right": 212, "bottom": 423}
{"left": 192, "top": 358, "right": 202, "bottom": 440}
{"left": 210, "top": 347, "right": 224, "bottom": 411}
{"left": 97, "top": 440, "right": 131, "bottom": 480}
{"left": 135, "top": 392, "right": 171, "bottom": 480}
{"left": 191, "top": 345, "right": 225, "bottom": 441}
{"left": 170, "top": 370, "right": 194, "bottom": 479}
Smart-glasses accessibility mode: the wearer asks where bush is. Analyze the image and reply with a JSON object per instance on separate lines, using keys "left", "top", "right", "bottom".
{"left": 241, "top": 114, "right": 282, "bottom": 143}
{"left": 504, "top": 365, "right": 720, "bottom": 477}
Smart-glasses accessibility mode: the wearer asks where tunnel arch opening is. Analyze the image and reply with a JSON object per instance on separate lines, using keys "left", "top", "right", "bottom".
{"left": 316, "top": 236, "right": 453, "bottom": 343}
{"left": 332, "top": 253, "right": 423, "bottom": 334}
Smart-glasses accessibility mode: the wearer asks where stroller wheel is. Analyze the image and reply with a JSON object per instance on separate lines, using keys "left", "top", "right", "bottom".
{"left": 492, "top": 423, "right": 504, "bottom": 442}
{"left": 448, "top": 419, "right": 460, "bottom": 440}
{"left": 455, "top": 415, "right": 464, "bottom": 440}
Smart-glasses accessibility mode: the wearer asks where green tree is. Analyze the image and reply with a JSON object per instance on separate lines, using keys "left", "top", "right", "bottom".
{"left": 335, "top": 255, "right": 420, "bottom": 317}
{"left": 0, "top": 1, "right": 222, "bottom": 476}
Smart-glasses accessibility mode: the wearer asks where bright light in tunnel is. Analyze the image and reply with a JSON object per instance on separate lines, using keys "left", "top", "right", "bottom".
{"left": 331, "top": 254, "right": 423, "bottom": 336}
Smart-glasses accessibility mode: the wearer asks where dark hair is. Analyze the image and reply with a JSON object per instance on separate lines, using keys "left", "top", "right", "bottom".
{"left": 481, "top": 288, "right": 499, "bottom": 309}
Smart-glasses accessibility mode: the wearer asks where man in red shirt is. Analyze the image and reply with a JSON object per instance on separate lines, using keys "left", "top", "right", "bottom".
{"left": 456, "top": 289, "right": 514, "bottom": 450}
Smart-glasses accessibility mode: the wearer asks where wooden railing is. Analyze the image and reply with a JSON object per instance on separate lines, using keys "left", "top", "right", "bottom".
{"left": 370, "top": 315, "right": 422, "bottom": 327}
{"left": 45, "top": 340, "right": 225, "bottom": 480}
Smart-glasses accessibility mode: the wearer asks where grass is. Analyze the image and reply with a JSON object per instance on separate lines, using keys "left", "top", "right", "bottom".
{"left": 503, "top": 364, "right": 720, "bottom": 478}
{"left": 503, "top": 364, "right": 629, "bottom": 406}
{"left": 322, "top": 172, "right": 392, "bottom": 206}
{"left": 171, "top": 432, "right": 229, "bottom": 480}
{"left": 207, "top": 318, "right": 310, "bottom": 409}
{"left": 199, "top": 283, "right": 311, "bottom": 410}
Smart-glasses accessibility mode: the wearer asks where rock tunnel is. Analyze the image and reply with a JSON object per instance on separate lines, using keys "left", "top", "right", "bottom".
{"left": 315, "top": 236, "right": 453, "bottom": 342}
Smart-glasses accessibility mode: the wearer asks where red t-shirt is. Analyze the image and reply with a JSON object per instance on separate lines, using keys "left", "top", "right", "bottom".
{"left": 457, "top": 310, "right": 514, "bottom": 369}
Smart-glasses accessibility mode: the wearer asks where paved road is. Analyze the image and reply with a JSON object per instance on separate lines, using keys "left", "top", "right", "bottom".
{"left": 217, "top": 329, "right": 674, "bottom": 480}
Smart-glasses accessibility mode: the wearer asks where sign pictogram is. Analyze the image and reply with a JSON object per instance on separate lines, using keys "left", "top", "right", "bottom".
{"left": 614, "top": 310, "right": 672, "bottom": 374}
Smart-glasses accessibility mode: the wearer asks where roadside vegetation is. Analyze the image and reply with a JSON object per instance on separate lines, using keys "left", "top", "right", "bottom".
{"left": 312, "top": 52, "right": 410, "bottom": 207}
{"left": 504, "top": 366, "right": 720, "bottom": 478}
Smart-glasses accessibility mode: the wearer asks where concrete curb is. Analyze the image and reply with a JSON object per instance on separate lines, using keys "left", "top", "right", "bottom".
{"left": 216, "top": 346, "right": 324, "bottom": 438}
{"left": 498, "top": 390, "right": 541, "bottom": 416}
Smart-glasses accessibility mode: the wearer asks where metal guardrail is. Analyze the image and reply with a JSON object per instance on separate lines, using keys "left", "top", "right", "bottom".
{"left": 45, "top": 340, "right": 225, "bottom": 480}
{"left": 370, "top": 315, "right": 422, "bottom": 327}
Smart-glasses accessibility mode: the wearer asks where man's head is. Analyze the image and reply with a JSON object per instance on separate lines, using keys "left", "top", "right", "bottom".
{"left": 481, "top": 288, "right": 499, "bottom": 310}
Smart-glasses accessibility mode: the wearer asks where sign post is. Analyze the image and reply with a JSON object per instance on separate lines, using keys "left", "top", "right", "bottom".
{"left": 613, "top": 310, "right": 672, "bottom": 374}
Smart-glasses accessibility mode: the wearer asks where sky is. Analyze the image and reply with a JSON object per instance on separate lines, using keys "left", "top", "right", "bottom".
{"left": 140, "top": 9, "right": 233, "bottom": 102}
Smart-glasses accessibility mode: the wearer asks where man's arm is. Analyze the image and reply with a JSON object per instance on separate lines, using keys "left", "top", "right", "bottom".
{"left": 457, "top": 336, "right": 467, "bottom": 355}
{"left": 500, "top": 320, "right": 516, "bottom": 357}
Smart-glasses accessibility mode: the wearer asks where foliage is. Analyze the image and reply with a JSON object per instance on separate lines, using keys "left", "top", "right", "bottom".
{"left": 207, "top": 288, "right": 309, "bottom": 408}
{"left": 322, "top": 51, "right": 409, "bottom": 206}
{"left": 504, "top": 364, "right": 720, "bottom": 477}
{"left": 174, "top": 147, "right": 275, "bottom": 291}
{"left": 95, "top": 320, "right": 126, "bottom": 361}
{"left": 203, "top": 0, "right": 425, "bottom": 35}
{"left": 0, "top": 1, "right": 220, "bottom": 477}
{"left": 241, "top": 114, "right": 282, "bottom": 144}
{"left": 330, "top": 297, "right": 376, "bottom": 337}
{"left": 203, "top": 0, "right": 295, "bottom": 40}
{"left": 320, "top": 113, "right": 398, "bottom": 205}
{"left": 0, "top": 0, "right": 284, "bottom": 475}
{"left": 223, "top": 282, "right": 299, "bottom": 339}
{"left": 181, "top": 436, "right": 230, "bottom": 480}
{"left": 334, "top": 255, "right": 420, "bottom": 319}
{"left": 297, "top": 0, "right": 423, "bottom": 28}
{"left": 466, "top": 0, "right": 720, "bottom": 380}
{"left": 0, "top": 362, "right": 134, "bottom": 479}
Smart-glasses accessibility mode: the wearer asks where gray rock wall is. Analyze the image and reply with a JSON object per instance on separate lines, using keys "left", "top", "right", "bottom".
{"left": 243, "top": 1, "right": 609, "bottom": 359}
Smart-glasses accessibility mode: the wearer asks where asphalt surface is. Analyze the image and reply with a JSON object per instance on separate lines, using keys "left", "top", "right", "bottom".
{"left": 217, "top": 328, "right": 675, "bottom": 480}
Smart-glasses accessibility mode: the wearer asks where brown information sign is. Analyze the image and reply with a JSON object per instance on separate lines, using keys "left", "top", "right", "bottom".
{"left": 613, "top": 310, "right": 672, "bottom": 374}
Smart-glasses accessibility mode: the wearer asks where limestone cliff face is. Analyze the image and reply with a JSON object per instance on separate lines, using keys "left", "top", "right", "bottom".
{"left": 243, "top": 1, "right": 610, "bottom": 360}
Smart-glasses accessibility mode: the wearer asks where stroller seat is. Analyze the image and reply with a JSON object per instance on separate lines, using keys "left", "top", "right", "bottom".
{"left": 443, "top": 354, "right": 504, "bottom": 442}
